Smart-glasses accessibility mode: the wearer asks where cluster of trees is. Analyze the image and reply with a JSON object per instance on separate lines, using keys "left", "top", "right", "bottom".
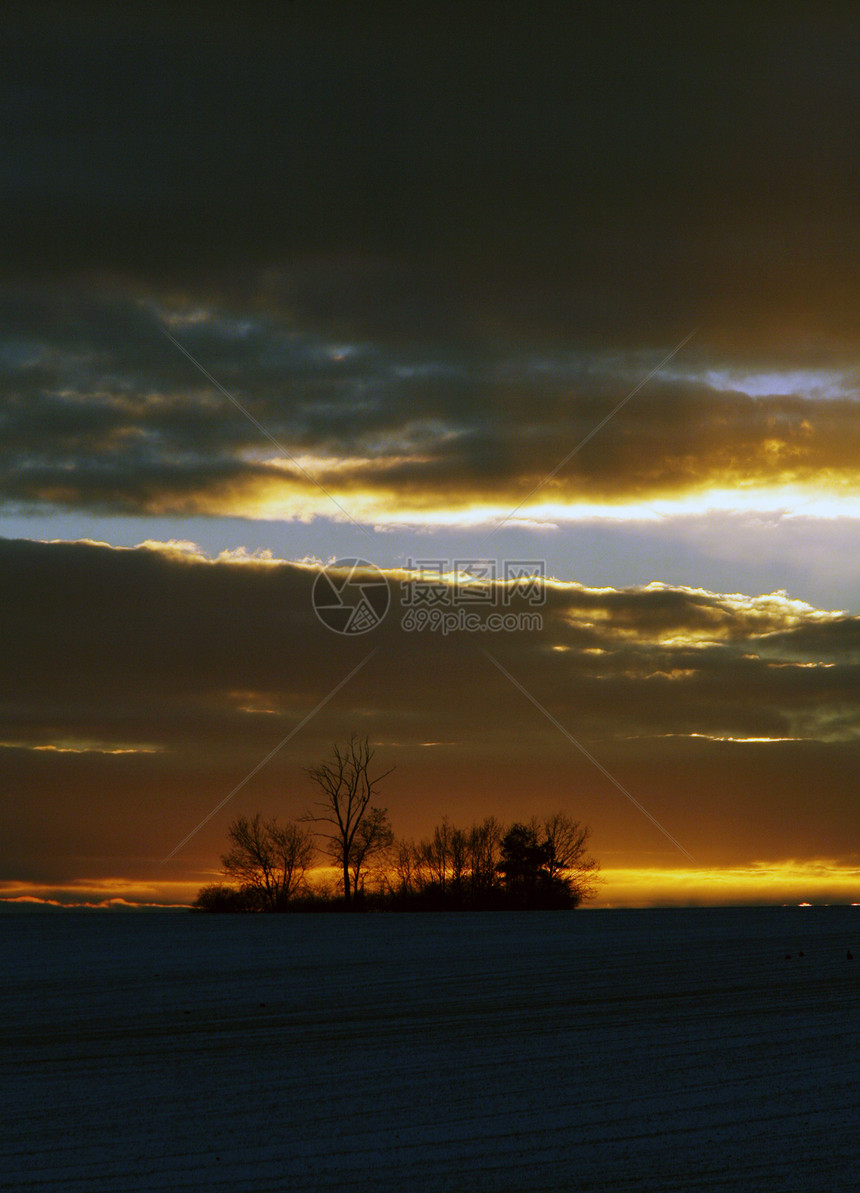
{"left": 193, "top": 735, "right": 600, "bottom": 913}
{"left": 388, "top": 812, "right": 598, "bottom": 910}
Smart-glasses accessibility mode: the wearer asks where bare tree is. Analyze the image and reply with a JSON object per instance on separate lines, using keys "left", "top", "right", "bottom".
{"left": 402, "top": 816, "right": 503, "bottom": 905}
{"left": 221, "top": 814, "right": 315, "bottom": 911}
{"left": 449, "top": 823, "right": 468, "bottom": 895}
{"left": 348, "top": 804, "right": 394, "bottom": 897}
{"left": 302, "top": 735, "right": 394, "bottom": 907}
{"left": 390, "top": 838, "right": 420, "bottom": 898}
{"left": 422, "top": 817, "right": 453, "bottom": 892}
{"left": 541, "top": 812, "right": 601, "bottom": 903}
{"left": 466, "top": 816, "right": 503, "bottom": 896}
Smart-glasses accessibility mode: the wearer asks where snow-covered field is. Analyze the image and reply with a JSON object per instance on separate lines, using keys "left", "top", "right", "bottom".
{"left": 1, "top": 907, "right": 858, "bottom": 1192}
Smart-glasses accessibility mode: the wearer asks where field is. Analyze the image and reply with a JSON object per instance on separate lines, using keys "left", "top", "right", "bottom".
{"left": 1, "top": 907, "right": 858, "bottom": 1192}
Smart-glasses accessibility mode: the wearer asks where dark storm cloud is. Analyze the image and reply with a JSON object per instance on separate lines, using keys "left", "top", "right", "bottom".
{"left": 2, "top": 281, "right": 859, "bottom": 518}
{"left": 2, "top": 2, "right": 859, "bottom": 344}
{"left": 6, "top": 307, "right": 858, "bottom": 517}
{"left": 2, "top": 2, "right": 860, "bottom": 521}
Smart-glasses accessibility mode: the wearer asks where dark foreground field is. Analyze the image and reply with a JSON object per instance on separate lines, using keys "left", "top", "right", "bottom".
{"left": 1, "top": 906, "right": 858, "bottom": 1192}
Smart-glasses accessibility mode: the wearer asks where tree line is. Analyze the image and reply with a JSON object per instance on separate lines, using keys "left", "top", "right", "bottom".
{"left": 193, "top": 735, "right": 600, "bottom": 913}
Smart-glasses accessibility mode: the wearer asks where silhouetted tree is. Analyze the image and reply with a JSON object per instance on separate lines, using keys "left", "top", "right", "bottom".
{"left": 466, "top": 816, "right": 503, "bottom": 898}
{"left": 496, "top": 815, "right": 600, "bottom": 907}
{"left": 220, "top": 813, "right": 315, "bottom": 911}
{"left": 195, "top": 792, "right": 599, "bottom": 913}
{"left": 498, "top": 822, "right": 552, "bottom": 898}
{"left": 349, "top": 804, "right": 394, "bottom": 898}
{"left": 390, "top": 838, "right": 420, "bottom": 899}
{"left": 386, "top": 835, "right": 417, "bottom": 897}
{"left": 392, "top": 816, "right": 505, "bottom": 908}
{"left": 423, "top": 819, "right": 471, "bottom": 902}
{"left": 192, "top": 883, "right": 253, "bottom": 912}
{"left": 421, "top": 817, "right": 454, "bottom": 892}
{"left": 302, "top": 735, "right": 394, "bottom": 907}
{"left": 541, "top": 812, "right": 600, "bottom": 904}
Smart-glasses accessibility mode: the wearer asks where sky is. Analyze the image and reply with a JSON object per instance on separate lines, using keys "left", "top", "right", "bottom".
{"left": 1, "top": 1, "right": 859, "bottom": 907}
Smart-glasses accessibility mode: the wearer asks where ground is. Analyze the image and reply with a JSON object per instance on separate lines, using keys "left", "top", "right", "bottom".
{"left": 1, "top": 907, "right": 858, "bottom": 1191}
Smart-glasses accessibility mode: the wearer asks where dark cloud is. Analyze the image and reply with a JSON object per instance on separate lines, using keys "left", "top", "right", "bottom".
{"left": 2, "top": 0, "right": 859, "bottom": 524}
{"left": 2, "top": 3, "right": 859, "bottom": 344}
{"left": 2, "top": 281, "right": 859, "bottom": 520}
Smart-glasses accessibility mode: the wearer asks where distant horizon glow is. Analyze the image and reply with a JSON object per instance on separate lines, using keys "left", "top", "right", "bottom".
{"left": 2, "top": 858, "right": 859, "bottom": 911}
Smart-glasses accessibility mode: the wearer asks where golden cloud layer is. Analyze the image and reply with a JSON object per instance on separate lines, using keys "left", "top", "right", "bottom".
{"left": 3, "top": 285, "right": 860, "bottom": 526}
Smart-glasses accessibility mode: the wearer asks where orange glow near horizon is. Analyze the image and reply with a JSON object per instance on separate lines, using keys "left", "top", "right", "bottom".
{"left": 2, "top": 860, "right": 859, "bottom": 910}
{"left": 591, "top": 861, "right": 860, "bottom": 908}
